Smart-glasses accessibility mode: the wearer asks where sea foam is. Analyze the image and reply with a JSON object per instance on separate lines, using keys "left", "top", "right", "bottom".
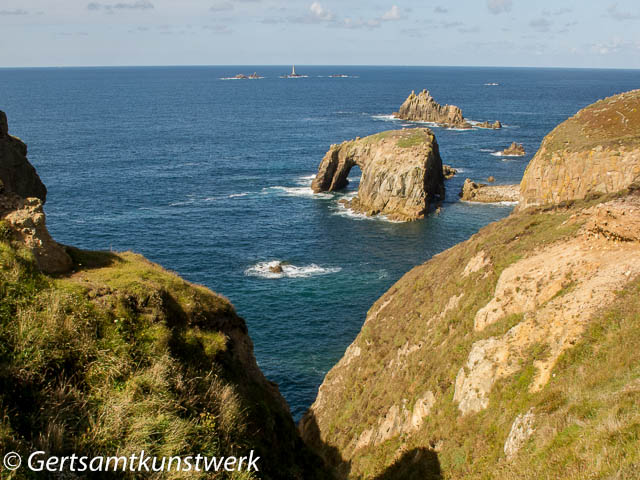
{"left": 245, "top": 261, "right": 342, "bottom": 279}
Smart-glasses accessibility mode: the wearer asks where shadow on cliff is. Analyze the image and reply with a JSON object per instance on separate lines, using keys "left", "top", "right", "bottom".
{"left": 300, "top": 411, "right": 441, "bottom": 480}
{"left": 373, "top": 448, "right": 441, "bottom": 480}
{"left": 298, "top": 410, "right": 442, "bottom": 480}
{"left": 65, "top": 246, "right": 122, "bottom": 270}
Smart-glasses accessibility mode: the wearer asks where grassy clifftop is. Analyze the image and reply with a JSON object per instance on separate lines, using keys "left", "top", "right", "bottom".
{"left": 0, "top": 238, "right": 324, "bottom": 479}
{"left": 540, "top": 89, "right": 640, "bottom": 155}
{"left": 301, "top": 187, "right": 640, "bottom": 479}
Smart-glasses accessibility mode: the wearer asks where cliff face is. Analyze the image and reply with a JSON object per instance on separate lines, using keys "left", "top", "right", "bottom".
{"left": 0, "top": 114, "right": 327, "bottom": 480}
{"left": 311, "top": 129, "right": 445, "bottom": 221}
{"left": 0, "top": 111, "right": 47, "bottom": 202}
{"left": 519, "top": 90, "right": 640, "bottom": 210}
{"left": 0, "top": 110, "right": 71, "bottom": 274}
{"left": 393, "top": 90, "right": 467, "bottom": 127}
{"left": 301, "top": 92, "right": 640, "bottom": 480}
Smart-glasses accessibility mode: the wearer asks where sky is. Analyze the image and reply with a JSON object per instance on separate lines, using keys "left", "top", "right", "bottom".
{"left": 1, "top": 0, "right": 639, "bottom": 68}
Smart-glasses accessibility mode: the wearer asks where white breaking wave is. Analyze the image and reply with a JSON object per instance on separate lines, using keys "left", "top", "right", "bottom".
{"left": 228, "top": 192, "right": 250, "bottom": 198}
{"left": 295, "top": 174, "right": 317, "bottom": 186}
{"left": 461, "top": 199, "right": 519, "bottom": 206}
{"left": 371, "top": 114, "right": 398, "bottom": 121}
{"left": 479, "top": 148, "right": 494, "bottom": 152}
{"left": 245, "top": 261, "right": 341, "bottom": 279}
{"left": 330, "top": 199, "right": 406, "bottom": 223}
{"left": 491, "top": 151, "right": 524, "bottom": 157}
{"left": 262, "top": 186, "right": 333, "bottom": 199}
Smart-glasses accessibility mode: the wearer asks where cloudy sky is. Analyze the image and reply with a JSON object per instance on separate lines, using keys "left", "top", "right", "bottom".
{"left": 1, "top": 0, "right": 639, "bottom": 68}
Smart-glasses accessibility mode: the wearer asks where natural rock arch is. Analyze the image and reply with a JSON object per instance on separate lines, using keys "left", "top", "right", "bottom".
{"left": 311, "top": 129, "right": 445, "bottom": 221}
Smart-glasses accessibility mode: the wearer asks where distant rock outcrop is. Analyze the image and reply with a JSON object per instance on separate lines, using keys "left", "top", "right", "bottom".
{"left": 475, "top": 120, "right": 502, "bottom": 130}
{"left": 443, "top": 164, "right": 458, "bottom": 179}
{"left": 459, "top": 178, "right": 519, "bottom": 203}
{"left": 500, "top": 142, "right": 525, "bottom": 156}
{"left": 393, "top": 90, "right": 468, "bottom": 128}
{"left": 311, "top": 128, "right": 445, "bottom": 221}
{"left": 392, "top": 90, "right": 502, "bottom": 129}
{"left": 519, "top": 89, "right": 640, "bottom": 210}
{"left": 0, "top": 110, "right": 71, "bottom": 274}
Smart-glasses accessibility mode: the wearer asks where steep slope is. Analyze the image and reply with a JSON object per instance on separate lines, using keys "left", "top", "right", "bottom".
{"left": 311, "top": 129, "right": 445, "bottom": 221}
{"left": 301, "top": 92, "right": 640, "bottom": 480}
{"left": 0, "top": 113, "right": 327, "bottom": 479}
{"left": 519, "top": 89, "right": 640, "bottom": 210}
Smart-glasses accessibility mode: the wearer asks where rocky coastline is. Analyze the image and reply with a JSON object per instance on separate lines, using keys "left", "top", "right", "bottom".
{"left": 301, "top": 90, "right": 640, "bottom": 480}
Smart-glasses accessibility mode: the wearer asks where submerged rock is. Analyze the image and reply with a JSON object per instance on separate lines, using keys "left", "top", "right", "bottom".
{"left": 311, "top": 128, "right": 445, "bottom": 221}
{"left": 459, "top": 178, "right": 519, "bottom": 203}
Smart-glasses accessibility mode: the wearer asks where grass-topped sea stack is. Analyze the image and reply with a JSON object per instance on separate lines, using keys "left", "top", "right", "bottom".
{"left": 311, "top": 128, "right": 445, "bottom": 221}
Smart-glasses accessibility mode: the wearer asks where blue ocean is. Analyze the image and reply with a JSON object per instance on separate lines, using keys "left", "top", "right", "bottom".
{"left": 2, "top": 66, "right": 639, "bottom": 419}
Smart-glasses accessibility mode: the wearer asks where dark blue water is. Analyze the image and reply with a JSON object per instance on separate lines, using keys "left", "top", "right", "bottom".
{"left": 2, "top": 66, "right": 639, "bottom": 419}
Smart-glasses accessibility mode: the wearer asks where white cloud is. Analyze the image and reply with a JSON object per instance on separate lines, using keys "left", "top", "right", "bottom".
{"left": 0, "top": 9, "right": 28, "bottom": 15}
{"left": 607, "top": 3, "right": 639, "bottom": 21}
{"left": 87, "top": 1, "right": 154, "bottom": 12}
{"left": 310, "top": 2, "right": 335, "bottom": 22}
{"left": 487, "top": 0, "right": 512, "bottom": 15}
{"left": 381, "top": 5, "right": 401, "bottom": 21}
{"left": 529, "top": 17, "right": 552, "bottom": 32}
{"left": 210, "top": 1, "right": 234, "bottom": 12}
{"left": 592, "top": 37, "right": 640, "bottom": 55}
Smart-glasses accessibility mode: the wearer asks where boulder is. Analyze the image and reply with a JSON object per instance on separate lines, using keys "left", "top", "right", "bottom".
{"left": 459, "top": 178, "right": 519, "bottom": 203}
{"left": 311, "top": 129, "right": 445, "bottom": 221}
{"left": 269, "top": 263, "right": 284, "bottom": 274}
{"left": 519, "top": 89, "right": 640, "bottom": 210}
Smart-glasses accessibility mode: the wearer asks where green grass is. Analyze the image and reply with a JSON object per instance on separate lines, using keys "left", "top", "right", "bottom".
{"left": 304, "top": 194, "right": 640, "bottom": 480}
{"left": 0, "top": 241, "right": 327, "bottom": 479}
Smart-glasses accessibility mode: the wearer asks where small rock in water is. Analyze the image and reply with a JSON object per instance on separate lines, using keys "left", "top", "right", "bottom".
{"left": 487, "top": 176, "right": 496, "bottom": 183}
{"left": 269, "top": 263, "right": 284, "bottom": 274}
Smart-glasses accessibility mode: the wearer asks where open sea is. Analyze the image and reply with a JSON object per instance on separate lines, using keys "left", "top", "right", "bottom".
{"left": 1, "top": 66, "right": 639, "bottom": 420}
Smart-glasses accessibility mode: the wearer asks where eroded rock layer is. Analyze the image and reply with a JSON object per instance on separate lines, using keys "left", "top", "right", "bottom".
{"left": 311, "top": 129, "right": 445, "bottom": 221}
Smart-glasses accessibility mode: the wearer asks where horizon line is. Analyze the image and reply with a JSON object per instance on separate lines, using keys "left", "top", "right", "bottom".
{"left": 1, "top": 64, "right": 640, "bottom": 71}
